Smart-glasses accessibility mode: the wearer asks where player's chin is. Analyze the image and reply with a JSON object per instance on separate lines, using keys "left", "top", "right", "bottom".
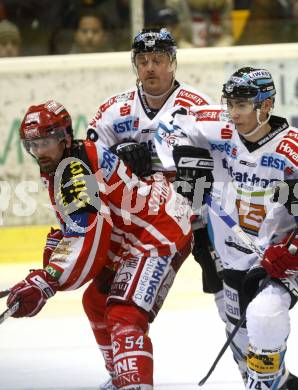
{"left": 144, "top": 79, "right": 159, "bottom": 90}
{"left": 39, "top": 161, "right": 56, "bottom": 174}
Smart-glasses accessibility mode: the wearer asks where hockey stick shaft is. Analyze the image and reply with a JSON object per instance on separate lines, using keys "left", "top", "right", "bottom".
{"left": 0, "top": 289, "right": 10, "bottom": 299}
{"left": 198, "top": 195, "right": 298, "bottom": 386}
{"left": 0, "top": 301, "right": 19, "bottom": 325}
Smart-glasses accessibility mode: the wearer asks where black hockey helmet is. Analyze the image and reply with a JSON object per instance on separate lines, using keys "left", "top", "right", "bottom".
{"left": 131, "top": 27, "right": 177, "bottom": 65}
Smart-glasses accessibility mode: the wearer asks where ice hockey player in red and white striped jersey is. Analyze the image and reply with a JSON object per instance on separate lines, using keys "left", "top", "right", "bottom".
{"left": 6, "top": 100, "right": 193, "bottom": 390}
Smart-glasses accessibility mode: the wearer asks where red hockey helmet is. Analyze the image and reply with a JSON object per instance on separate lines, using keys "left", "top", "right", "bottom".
{"left": 19, "top": 100, "right": 72, "bottom": 152}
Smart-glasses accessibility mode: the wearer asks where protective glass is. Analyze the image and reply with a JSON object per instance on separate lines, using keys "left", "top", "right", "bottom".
{"left": 23, "top": 136, "right": 62, "bottom": 156}
{"left": 222, "top": 97, "right": 255, "bottom": 115}
{"left": 134, "top": 52, "right": 171, "bottom": 67}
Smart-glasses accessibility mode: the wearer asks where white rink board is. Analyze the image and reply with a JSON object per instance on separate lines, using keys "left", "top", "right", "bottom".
{"left": 1, "top": 43, "right": 298, "bottom": 225}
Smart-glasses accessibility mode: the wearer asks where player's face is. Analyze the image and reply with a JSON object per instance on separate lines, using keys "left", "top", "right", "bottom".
{"left": 26, "top": 136, "right": 66, "bottom": 173}
{"left": 226, "top": 98, "right": 258, "bottom": 135}
{"left": 135, "top": 52, "right": 175, "bottom": 95}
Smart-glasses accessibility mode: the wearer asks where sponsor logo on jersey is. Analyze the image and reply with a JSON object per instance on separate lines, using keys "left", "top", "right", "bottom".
{"left": 65, "top": 212, "right": 88, "bottom": 236}
{"left": 225, "top": 238, "right": 253, "bottom": 254}
{"left": 174, "top": 98, "right": 193, "bottom": 108}
{"left": 222, "top": 158, "right": 279, "bottom": 188}
{"left": 286, "top": 129, "right": 298, "bottom": 141}
{"left": 144, "top": 256, "right": 170, "bottom": 305}
{"left": 110, "top": 258, "right": 138, "bottom": 298}
{"left": 89, "top": 110, "right": 102, "bottom": 128}
{"left": 100, "top": 91, "right": 135, "bottom": 113}
{"left": 221, "top": 127, "right": 233, "bottom": 139}
{"left": 211, "top": 141, "right": 237, "bottom": 159}
{"left": 176, "top": 89, "right": 208, "bottom": 106}
{"left": 261, "top": 154, "right": 286, "bottom": 171}
{"left": 133, "top": 256, "right": 170, "bottom": 308}
{"left": 223, "top": 281, "right": 240, "bottom": 320}
{"left": 141, "top": 128, "right": 156, "bottom": 133}
{"left": 113, "top": 116, "right": 139, "bottom": 133}
{"left": 276, "top": 139, "right": 298, "bottom": 164}
{"left": 45, "top": 264, "right": 64, "bottom": 279}
{"left": 195, "top": 109, "right": 222, "bottom": 122}
{"left": 100, "top": 146, "right": 118, "bottom": 180}
{"left": 120, "top": 103, "right": 131, "bottom": 116}
{"left": 239, "top": 160, "right": 257, "bottom": 167}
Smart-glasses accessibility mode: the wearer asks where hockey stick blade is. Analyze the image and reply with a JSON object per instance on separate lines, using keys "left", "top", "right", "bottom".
{"left": 0, "top": 301, "right": 19, "bottom": 325}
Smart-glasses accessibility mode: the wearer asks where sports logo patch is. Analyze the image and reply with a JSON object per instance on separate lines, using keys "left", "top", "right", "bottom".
{"left": 276, "top": 139, "right": 298, "bottom": 164}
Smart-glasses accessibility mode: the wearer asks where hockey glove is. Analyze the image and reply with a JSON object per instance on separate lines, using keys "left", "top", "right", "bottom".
{"left": 7, "top": 269, "right": 59, "bottom": 318}
{"left": 272, "top": 179, "right": 298, "bottom": 216}
{"left": 242, "top": 263, "right": 267, "bottom": 302}
{"left": 173, "top": 145, "right": 214, "bottom": 203}
{"left": 110, "top": 141, "right": 152, "bottom": 177}
{"left": 261, "top": 240, "right": 298, "bottom": 278}
{"left": 43, "top": 227, "right": 63, "bottom": 268}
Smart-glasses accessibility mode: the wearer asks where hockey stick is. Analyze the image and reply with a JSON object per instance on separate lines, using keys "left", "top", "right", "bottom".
{"left": 0, "top": 289, "right": 20, "bottom": 324}
{"left": 198, "top": 195, "right": 298, "bottom": 387}
{"left": 0, "top": 301, "right": 19, "bottom": 325}
{"left": 0, "top": 289, "right": 10, "bottom": 298}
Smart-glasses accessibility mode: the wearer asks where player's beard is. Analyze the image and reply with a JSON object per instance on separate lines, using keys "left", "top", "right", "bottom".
{"left": 38, "top": 157, "right": 60, "bottom": 174}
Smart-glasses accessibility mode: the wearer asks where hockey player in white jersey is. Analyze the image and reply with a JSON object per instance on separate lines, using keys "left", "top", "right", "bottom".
{"left": 85, "top": 28, "right": 224, "bottom": 389}
{"left": 155, "top": 67, "right": 298, "bottom": 389}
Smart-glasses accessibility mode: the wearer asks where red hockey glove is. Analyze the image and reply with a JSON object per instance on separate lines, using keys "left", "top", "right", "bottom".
{"left": 43, "top": 227, "right": 63, "bottom": 267}
{"left": 7, "top": 269, "right": 59, "bottom": 318}
{"left": 261, "top": 242, "right": 298, "bottom": 279}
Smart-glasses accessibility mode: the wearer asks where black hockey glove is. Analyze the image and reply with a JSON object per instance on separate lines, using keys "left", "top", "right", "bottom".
{"left": 272, "top": 180, "right": 298, "bottom": 216}
{"left": 110, "top": 141, "right": 152, "bottom": 177}
{"left": 172, "top": 145, "right": 214, "bottom": 204}
{"left": 242, "top": 263, "right": 267, "bottom": 302}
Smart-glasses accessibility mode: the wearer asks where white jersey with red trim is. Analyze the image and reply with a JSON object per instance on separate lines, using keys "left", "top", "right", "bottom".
{"left": 41, "top": 140, "right": 192, "bottom": 290}
{"left": 87, "top": 82, "right": 212, "bottom": 171}
{"left": 155, "top": 104, "right": 298, "bottom": 271}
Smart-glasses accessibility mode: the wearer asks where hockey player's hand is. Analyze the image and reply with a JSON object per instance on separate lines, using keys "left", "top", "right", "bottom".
{"left": 7, "top": 270, "right": 59, "bottom": 318}
{"left": 173, "top": 145, "right": 214, "bottom": 203}
{"left": 261, "top": 243, "right": 298, "bottom": 278}
{"left": 110, "top": 141, "right": 152, "bottom": 177}
{"left": 43, "top": 227, "right": 63, "bottom": 267}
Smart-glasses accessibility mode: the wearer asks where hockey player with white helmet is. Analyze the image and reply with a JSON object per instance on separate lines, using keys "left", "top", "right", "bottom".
{"left": 155, "top": 66, "right": 298, "bottom": 389}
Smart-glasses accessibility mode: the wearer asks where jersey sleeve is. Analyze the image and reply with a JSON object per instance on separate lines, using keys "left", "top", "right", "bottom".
{"left": 44, "top": 142, "right": 117, "bottom": 291}
{"left": 154, "top": 105, "right": 210, "bottom": 169}
{"left": 45, "top": 211, "right": 113, "bottom": 291}
{"left": 275, "top": 127, "right": 298, "bottom": 179}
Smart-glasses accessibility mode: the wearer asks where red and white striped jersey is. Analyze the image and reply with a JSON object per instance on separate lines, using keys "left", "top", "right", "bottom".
{"left": 41, "top": 140, "right": 193, "bottom": 290}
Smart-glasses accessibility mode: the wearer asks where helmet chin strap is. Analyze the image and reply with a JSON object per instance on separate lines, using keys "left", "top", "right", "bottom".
{"left": 241, "top": 107, "right": 272, "bottom": 139}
